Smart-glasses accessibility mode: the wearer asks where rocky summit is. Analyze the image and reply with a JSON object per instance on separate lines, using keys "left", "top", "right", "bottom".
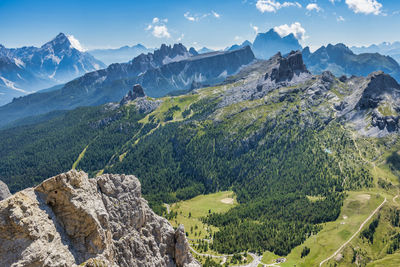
{"left": 0, "top": 33, "right": 105, "bottom": 105}
{"left": 252, "top": 29, "right": 302, "bottom": 60}
{"left": 0, "top": 170, "right": 199, "bottom": 267}
{"left": 120, "top": 84, "right": 146, "bottom": 105}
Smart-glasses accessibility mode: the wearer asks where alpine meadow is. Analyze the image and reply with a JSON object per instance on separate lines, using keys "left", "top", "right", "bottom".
{"left": 1, "top": 0, "right": 400, "bottom": 266}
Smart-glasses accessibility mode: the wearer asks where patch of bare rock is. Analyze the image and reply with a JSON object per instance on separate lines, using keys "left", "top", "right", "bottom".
{"left": 0, "top": 170, "right": 199, "bottom": 267}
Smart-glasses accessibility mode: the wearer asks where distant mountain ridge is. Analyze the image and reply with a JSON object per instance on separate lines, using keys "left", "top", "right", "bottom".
{"left": 89, "top": 44, "right": 153, "bottom": 65}
{"left": 252, "top": 29, "right": 302, "bottom": 59}
{"left": 0, "top": 33, "right": 105, "bottom": 105}
{"left": 303, "top": 43, "right": 400, "bottom": 81}
{"left": 198, "top": 47, "right": 215, "bottom": 54}
{"left": 352, "top": 42, "right": 400, "bottom": 63}
{"left": 225, "top": 40, "right": 252, "bottom": 52}
{"left": 0, "top": 43, "right": 254, "bottom": 127}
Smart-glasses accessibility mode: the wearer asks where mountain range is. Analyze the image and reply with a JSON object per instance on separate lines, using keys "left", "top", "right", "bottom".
{"left": 220, "top": 29, "right": 302, "bottom": 59}
{"left": 0, "top": 33, "right": 105, "bottom": 106}
{"left": 303, "top": 43, "right": 400, "bottom": 81}
{"left": 2, "top": 50, "right": 400, "bottom": 265}
{"left": 197, "top": 47, "right": 215, "bottom": 54}
{"left": 88, "top": 44, "right": 153, "bottom": 65}
{"left": 2, "top": 29, "right": 400, "bottom": 130}
{"left": 352, "top": 42, "right": 400, "bottom": 63}
{"left": 0, "top": 43, "right": 254, "bottom": 127}
{"left": 252, "top": 29, "right": 302, "bottom": 59}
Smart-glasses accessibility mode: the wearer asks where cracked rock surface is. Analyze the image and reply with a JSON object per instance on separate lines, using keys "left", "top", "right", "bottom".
{"left": 0, "top": 170, "right": 199, "bottom": 267}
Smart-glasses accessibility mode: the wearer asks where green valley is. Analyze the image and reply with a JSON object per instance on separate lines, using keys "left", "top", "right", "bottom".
{"left": 1, "top": 52, "right": 400, "bottom": 266}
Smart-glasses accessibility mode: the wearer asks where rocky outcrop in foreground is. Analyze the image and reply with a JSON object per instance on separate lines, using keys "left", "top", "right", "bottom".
{"left": 0, "top": 180, "right": 11, "bottom": 200}
{"left": 0, "top": 170, "right": 199, "bottom": 267}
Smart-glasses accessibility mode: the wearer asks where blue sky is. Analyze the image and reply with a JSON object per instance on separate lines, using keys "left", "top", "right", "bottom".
{"left": 0, "top": 0, "right": 399, "bottom": 51}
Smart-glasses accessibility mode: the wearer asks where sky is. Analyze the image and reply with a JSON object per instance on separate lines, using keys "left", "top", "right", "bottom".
{"left": 0, "top": 0, "right": 400, "bottom": 51}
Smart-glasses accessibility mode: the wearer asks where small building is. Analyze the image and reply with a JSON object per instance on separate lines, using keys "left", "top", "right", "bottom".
{"left": 276, "top": 258, "right": 286, "bottom": 263}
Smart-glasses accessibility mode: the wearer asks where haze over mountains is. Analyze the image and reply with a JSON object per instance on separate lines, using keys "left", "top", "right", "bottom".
{"left": 2, "top": 28, "right": 400, "bottom": 130}
{"left": 3, "top": 48, "right": 400, "bottom": 265}
{"left": 3, "top": 20, "right": 400, "bottom": 267}
{"left": 0, "top": 43, "right": 254, "bottom": 127}
{"left": 352, "top": 42, "right": 400, "bottom": 63}
{"left": 0, "top": 33, "right": 105, "bottom": 105}
{"left": 89, "top": 44, "right": 153, "bottom": 65}
{"left": 303, "top": 43, "right": 400, "bottom": 81}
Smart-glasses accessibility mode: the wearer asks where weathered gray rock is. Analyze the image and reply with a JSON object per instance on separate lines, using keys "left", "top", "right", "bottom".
{"left": 336, "top": 71, "right": 400, "bottom": 136}
{"left": 265, "top": 51, "right": 309, "bottom": 83}
{"left": 119, "top": 84, "right": 162, "bottom": 114}
{"left": 120, "top": 84, "right": 146, "bottom": 105}
{"left": 0, "top": 180, "right": 11, "bottom": 200}
{"left": 0, "top": 170, "right": 199, "bottom": 267}
{"left": 218, "top": 51, "right": 312, "bottom": 108}
{"left": 357, "top": 71, "right": 400, "bottom": 109}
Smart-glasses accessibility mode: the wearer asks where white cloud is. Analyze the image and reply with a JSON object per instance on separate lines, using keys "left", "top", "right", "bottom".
{"left": 212, "top": 10, "right": 221, "bottom": 18}
{"left": 329, "top": 0, "right": 339, "bottom": 3}
{"left": 145, "top": 18, "right": 171, "bottom": 39}
{"left": 345, "top": 0, "right": 383, "bottom": 15}
{"left": 306, "top": 3, "right": 322, "bottom": 12}
{"left": 177, "top": 33, "right": 184, "bottom": 42}
{"left": 273, "top": 22, "right": 306, "bottom": 40}
{"left": 184, "top": 12, "right": 198, "bottom": 21}
{"left": 256, "top": 0, "right": 301, "bottom": 13}
{"left": 66, "top": 35, "right": 86, "bottom": 52}
{"left": 337, "top": 15, "right": 345, "bottom": 21}
{"left": 152, "top": 25, "right": 171, "bottom": 38}
{"left": 250, "top": 24, "right": 259, "bottom": 33}
{"left": 184, "top": 11, "right": 220, "bottom": 22}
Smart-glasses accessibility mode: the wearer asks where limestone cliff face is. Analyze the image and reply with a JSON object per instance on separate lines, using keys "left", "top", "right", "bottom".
{"left": 0, "top": 170, "right": 199, "bottom": 267}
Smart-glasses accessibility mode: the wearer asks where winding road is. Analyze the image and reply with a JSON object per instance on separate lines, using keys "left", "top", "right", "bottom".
{"left": 189, "top": 246, "right": 263, "bottom": 266}
{"left": 319, "top": 197, "right": 387, "bottom": 267}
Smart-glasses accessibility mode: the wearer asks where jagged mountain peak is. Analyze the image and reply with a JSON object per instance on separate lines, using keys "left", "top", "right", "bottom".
{"left": 189, "top": 47, "right": 198, "bottom": 56}
{"left": 364, "top": 71, "right": 400, "bottom": 98}
{"left": 334, "top": 70, "right": 400, "bottom": 136}
{"left": 262, "top": 28, "right": 281, "bottom": 38}
{"left": 151, "top": 43, "right": 191, "bottom": 65}
{"left": 302, "top": 43, "right": 400, "bottom": 82}
{"left": 265, "top": 50, "right": 309, "bottom": 82}
{"left": 241, "top": 40, "right": 252, "bottom": 47}
{"left": 41, "top": 32, "right": 71, "bottom": 49}
{"left": 283, "top": 33, "right": 297, "bottom": 41}
{"left": 120, "top": 84, "right": 146, "bottom": 105}
{"left": 326, "top": 43, "right": 354, "bottom": 54}
{"left": 41, "top": 32, "right": 86, "bottom": 53}
{"left": 252, "top": 28, "right": 302, "bottom": 60}
{"left": 0, "top": 33, "right": 105, "bottom": 106}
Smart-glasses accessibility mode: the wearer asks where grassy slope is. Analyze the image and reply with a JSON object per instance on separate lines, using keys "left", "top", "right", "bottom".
{"left": 282, "top": 190, "right": 384, "bottom": 266}
{"left": 261, "top": 134, "right": 400, "bottom": 267}
{"left": 2, "top": 60, "right": 400, "bottom": 265}
{"left": 169, "top": 191, "right": 237, "bottom": 241}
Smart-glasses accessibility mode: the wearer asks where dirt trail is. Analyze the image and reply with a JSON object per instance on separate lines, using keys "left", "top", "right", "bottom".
{"left": 319, "top": 197, "right": 387, "bottom": 266}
